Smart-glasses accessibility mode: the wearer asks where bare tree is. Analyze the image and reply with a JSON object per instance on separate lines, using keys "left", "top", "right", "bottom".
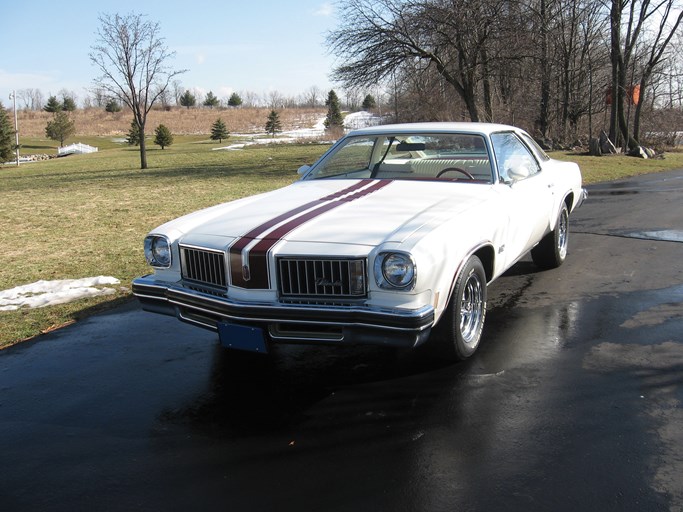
{"left": 328, "top": 0, "right": 509, "bottom": 122}
{"left": 606, "top": 0, "right": 667, "bottom": 149}
{"left": 82, "top": 95, "right": 94, "bottom": 110}
{"left": 551, "top": 0, "right": 608, "bottom": 139}
{"left": 631, "top": 1, "right": 683, "bottom": 140}
{"left": 90, "top": 86, "right": 109, "bottom": 108}
{"left": 343, "top": 88, "right": 362, "bottom": 110}
{"left": 241, "top": 91, "right": 262, "bottom": 108}
{"left": 17, "top": 88, "right": 45, "bottom": 111}
{"left": 303, "top": 86, "right": 322, "bottom": 107}
{"left": 155, "top": 85, "right": 173, "bottom": 110}
{"left": 268, "top": 90, "right": 285, "bottom": 109}
{"left": 90, "top": 13, "right": 186, "bottom": 169}
{"left": 171, "top": 80, "right": 184, "bottom": 106}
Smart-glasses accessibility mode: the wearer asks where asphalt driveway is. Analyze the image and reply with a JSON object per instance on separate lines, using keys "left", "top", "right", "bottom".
{"left": 1, "top": 170, "right": 682, "bottom": 512}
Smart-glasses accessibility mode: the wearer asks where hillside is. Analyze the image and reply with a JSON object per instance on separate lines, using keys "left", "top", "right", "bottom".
{"left": 17, "top": 107, "right": 327, "bottom": 138}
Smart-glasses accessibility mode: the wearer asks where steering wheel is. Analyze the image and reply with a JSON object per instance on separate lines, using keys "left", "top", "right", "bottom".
{"left": 436, "top": 167, "right": 475, "bottom": 180}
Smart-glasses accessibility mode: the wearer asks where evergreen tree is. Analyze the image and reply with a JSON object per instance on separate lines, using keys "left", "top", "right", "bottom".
{"left": 179, "top": 90, "right": 196, "bottom": 109}
{"left": 203, "top": 91, "right": 219, "bottom": 108}
{"left": 45, "top": 111, "right": 75, "bottom": 146}
{"left": 153, "top": 124, "right": 173, "bottom": 149}
{"left": 62, "top": 96, "right": 77, "bottom": 112}
{"left": 44, "top": 95, "right": 63, "bottom": 113}
{"left": 210, "top": 118, "right": 229, "bottom": 143}
{"left": 0, "top": 102, "right": 14, "bottom": 162}
{"left": 126, "top": 119, "right": 142, "bottom": 146}
{"left": 324, "top": 90, "right": 343, "bottom": 130}
{"left": 362, "top": 94, "right": 377, "bottom": 110}
{"left": 105, "top": 98, "right": 122, "bottom": 113}
{"left": 265, "top": 110, "right": 282, "bottom": 137}
{"left": 227, "top": 92, "right": 243, "bottom": 107}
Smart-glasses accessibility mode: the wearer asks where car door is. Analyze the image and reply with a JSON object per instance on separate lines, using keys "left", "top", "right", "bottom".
{"left": 491, "top": 131, "right": 555, "bottom": 267}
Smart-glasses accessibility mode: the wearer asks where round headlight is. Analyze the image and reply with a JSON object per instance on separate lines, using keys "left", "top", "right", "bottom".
{"left": 144, "top": 236, "right": 171, "bottom": 268}
{"left": 380, "top": 253, "right": 415, "bottom": 289}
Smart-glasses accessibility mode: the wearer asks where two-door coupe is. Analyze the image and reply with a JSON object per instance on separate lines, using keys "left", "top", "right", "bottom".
{"left": 132, "top": 122, "right": 586, "bottom": 359}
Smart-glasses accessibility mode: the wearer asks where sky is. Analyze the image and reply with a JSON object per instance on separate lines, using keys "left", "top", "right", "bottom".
{"left": 0, "top": 0, "right": 339, "bottom": 106}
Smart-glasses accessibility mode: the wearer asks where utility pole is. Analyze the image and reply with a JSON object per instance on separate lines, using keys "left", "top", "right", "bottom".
{"left": 8, "top": 90, "right": 19, "bottom": 166}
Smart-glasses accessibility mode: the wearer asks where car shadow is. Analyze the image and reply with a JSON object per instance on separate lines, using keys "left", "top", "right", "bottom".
{"left": 157, "top": 340, "right": 467, "bottom": 435}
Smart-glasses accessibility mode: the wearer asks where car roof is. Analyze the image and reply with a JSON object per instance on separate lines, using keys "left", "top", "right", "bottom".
{"left": 347, "top": 122, "right": 522, "bottom": 137}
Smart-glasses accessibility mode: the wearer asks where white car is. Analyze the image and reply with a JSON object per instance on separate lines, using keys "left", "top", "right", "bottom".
{"left": 133, "top": 122, "right": 586, "bottom": 359}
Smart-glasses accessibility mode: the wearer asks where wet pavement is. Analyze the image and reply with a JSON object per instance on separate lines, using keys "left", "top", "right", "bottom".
{"left": 1, "top": 170, "right": 682, "bottom": 511}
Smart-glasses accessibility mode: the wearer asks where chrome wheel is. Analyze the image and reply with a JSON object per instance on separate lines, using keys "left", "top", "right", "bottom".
{"left": 557, "top": 207, "right": 568, "bottom": 260}
{"left": 531, "top": 203, "right": 570, "bottom": 269}
{"left": 460, "top": 271, "right": 485, "bottom": 345}
{"left": 431, "top": 256, "right": 487, "bottom": 360}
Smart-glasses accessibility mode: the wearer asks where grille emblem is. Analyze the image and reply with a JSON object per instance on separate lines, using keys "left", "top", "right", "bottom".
{"left": 316, "top": 278, "right": 343, "bottom": 287}
{"left": 242, "top": 265, "right": 251, "bottom": 281}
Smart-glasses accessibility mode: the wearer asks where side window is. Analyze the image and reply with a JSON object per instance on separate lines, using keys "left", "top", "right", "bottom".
{"left": 491, "top": 132, "right": 540, "bottom": 182}
{"left": 312, "top": 137, "right": 375, "bottom": 178}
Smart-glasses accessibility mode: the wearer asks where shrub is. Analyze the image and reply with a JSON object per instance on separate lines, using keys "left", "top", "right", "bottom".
{"left": 210, "top": 118, "right": 229, "bottom": 143}
{"left": 154, "top": 124, "right": 173, "bottom": 149}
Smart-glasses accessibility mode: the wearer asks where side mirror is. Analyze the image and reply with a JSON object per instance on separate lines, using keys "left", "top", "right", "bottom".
{"left": 507, "top": 164, "right": 530, "bottom": 182}
{"left": 297, "top": 165, "right": 311, "bottom": 176}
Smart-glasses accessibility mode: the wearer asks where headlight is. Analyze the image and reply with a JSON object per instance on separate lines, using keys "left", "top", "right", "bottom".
{"left": 144, "top": 235, "right": 172, "bottom": 268}
{"left": 374, "top": 252, "right": 416, "bottom": 289}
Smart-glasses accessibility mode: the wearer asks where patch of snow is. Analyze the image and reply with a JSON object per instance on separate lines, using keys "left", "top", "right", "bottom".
{"left": 0, "top": 276, "right": 120, "bottom": 311}
{"left": 222, "top": 112, "right": 384, "bottom": 150}
{"left": 58, "top": 143, "right": 98, "bottom": 156}
{"left": 343, "top": 111, "right": 383, "bottom": 130}
{"left": 212, "top": 144, "right": 246, "bottom": 151}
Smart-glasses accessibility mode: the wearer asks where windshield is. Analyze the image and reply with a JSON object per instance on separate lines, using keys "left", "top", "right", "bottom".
{"left": 304, "top": 133, "right": 493, "bottom": 183}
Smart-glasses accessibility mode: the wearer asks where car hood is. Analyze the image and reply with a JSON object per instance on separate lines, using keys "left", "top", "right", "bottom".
{"left": 163, "top": 179, "right": 493, "bottom": 247}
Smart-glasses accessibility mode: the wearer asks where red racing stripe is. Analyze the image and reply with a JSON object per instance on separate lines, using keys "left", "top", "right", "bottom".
{"left": 230, "top": 179, "right": 392, "bottom": 289}
{"left": 229, "top": 180, "right": 371, "bottom": 256}
{"left": 229, "top": 180, "right": 374, "bottom": 288}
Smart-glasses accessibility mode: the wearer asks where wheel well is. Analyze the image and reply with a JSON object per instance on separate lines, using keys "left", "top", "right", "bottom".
{"left": 473, "top": 245, "right": 495, "bottom": 283}
{"left": 565, "top": 192, "right": 574, "bottom": 210}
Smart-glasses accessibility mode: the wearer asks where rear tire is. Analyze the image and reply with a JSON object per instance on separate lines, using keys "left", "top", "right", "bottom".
{"left": 433, "top": 256, "right": 487, "bottom": 360}
{"left": 531, "top": 203, "right": 569, "bottom": 270}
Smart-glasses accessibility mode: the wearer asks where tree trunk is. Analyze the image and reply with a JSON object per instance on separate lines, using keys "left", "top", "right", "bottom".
{"left": 538, "top": 0, "right": 550, "bottom": 137}
{"left": 463, "top": 80, "right": 480, "bottom": 122}
{"left": 480, "top": 46, "right": 493, "bottom": 122}
{"left": 617, "top": 64, "right": 639, "bottom": 151}
{"left": 139, "top": 128, "right": 148, "bottom": 169}
{"left": 633, "top": 79, "right": 646, "bottom": 141}
{"left": 608, "top": 0, "right": 621, "bottom": 145}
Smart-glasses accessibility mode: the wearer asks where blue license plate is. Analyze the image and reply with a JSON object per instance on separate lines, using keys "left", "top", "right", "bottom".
{"left": 217, "top": 323, "right": 268, "bottom": 354}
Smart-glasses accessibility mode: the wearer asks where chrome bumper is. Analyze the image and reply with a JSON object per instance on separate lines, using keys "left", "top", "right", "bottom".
{"left": 576, "top": 188, "right": 588, "bottom": 209}
{"left": 132, "top": 275, "right": 435, "bottom": 349}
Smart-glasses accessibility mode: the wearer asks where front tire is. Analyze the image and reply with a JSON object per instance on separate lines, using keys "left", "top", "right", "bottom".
{"left": 531, "top": 203, "right": 569, "bottom": 270}
{"left": 433, "top": 256, "right": 487, "bottom": 360}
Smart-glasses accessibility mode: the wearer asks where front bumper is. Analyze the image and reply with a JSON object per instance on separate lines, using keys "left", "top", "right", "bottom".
{"left": 576, "top": 188, "right": 588, "bottom": 209}
{"left": 132, "top": 275, "right": 435, "bottom": 349}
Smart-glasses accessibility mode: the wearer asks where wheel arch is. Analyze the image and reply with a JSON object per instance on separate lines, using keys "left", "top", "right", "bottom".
{"left": 437, "top": 243, "right": 495, "bottom": 325}
{"left": 564, "top": 191, "right": 575, "bottom": 211}
{"left": 472, "top": 244, "right": 495, "bottom": 283}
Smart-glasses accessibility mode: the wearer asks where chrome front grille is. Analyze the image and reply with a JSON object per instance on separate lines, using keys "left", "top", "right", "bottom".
{"left": 180, "top": 245, "right": 227, "bottom": 289}
{"left": 278, "top": 257, "right": 367, "bottom": 300}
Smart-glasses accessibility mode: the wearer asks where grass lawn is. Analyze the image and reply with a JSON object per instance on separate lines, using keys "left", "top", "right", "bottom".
{"left": 1, "top": 138, "right": 682, "bottom": 348}
{"left": 0, "top": 137, "right": 328, "bottom": 347}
